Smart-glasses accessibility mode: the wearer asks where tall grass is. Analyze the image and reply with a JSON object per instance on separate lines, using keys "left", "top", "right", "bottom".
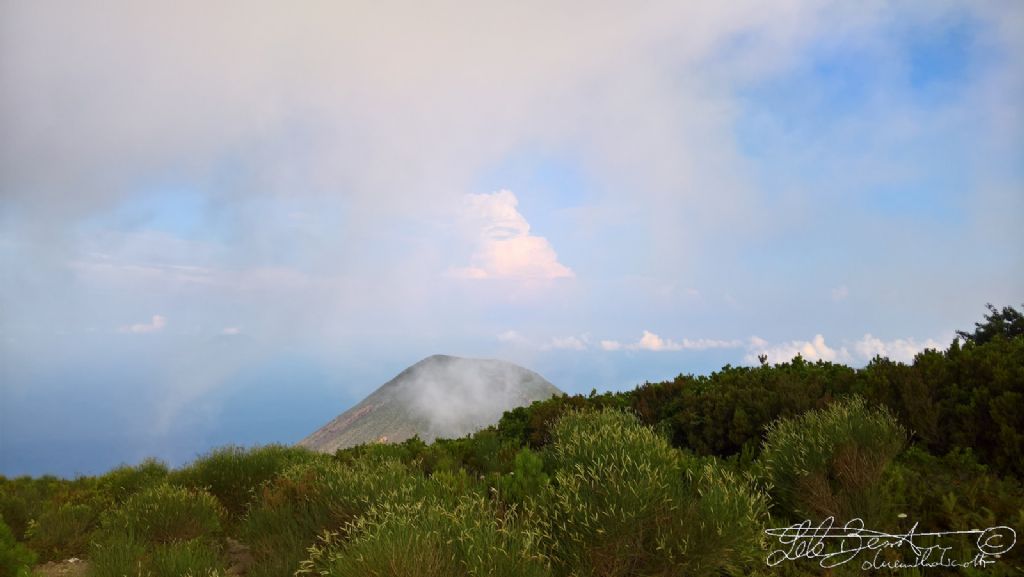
{"left": 90, "top": 484, "right": 226, "bottom": 577}
{"left": 171, "top": 444, "right": 322, "bottom": 520}
{"left": 758, "top": 395, "right": 906, "bottom": 523}
{"left": 241, "top": 456, "right": 424, "bottom": 577}
{"left": 24, "top": 503, "right": 96, "bottom": 562}
{"left": 298, "top": 495, "right": 550, "bottom": 577}
{"left": 20, "top": 459, "right": 171, "bottom": 562}
{"left": 96, "top": 458, "right": 170, "bottom": 504}
{"left": 543, "top": 408, "right": 768, "bottom": 576}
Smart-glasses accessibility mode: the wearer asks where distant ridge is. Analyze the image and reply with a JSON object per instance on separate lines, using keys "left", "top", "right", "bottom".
{"left": 298, "top": 354, "right": 562, "bottom": 453}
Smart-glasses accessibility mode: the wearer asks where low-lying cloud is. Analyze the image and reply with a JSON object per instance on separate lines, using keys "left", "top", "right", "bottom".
{"left": 119, "top": 314, "right": 166, "bottom": 334}
{"left": 600, "top": 330, "right": 744, "bottom": 352}
{"left": 746, "top": 333, "right": 948, "bottom": 365}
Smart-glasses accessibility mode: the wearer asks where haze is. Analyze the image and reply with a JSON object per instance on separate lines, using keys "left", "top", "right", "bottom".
{"left": 1, "top": 1, "right": 1022, "bottom": 476}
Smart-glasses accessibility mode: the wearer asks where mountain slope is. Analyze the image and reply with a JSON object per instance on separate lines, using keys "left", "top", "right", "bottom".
{"left": 298, "top": 354, "right": 562, "bottom": 453}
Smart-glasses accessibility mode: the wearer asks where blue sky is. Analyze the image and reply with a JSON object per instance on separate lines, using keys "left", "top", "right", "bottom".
{"left": 1, "top": 1, "right": 1022, "bottom": 476}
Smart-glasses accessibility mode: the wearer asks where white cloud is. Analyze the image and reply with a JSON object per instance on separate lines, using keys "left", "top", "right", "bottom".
{"left": 745, "top": 334, "right": 850, "bottom": 364}
{"left": 853, "top": 334, "right": 943, "bottom": 363}
{"left": 637, "top": 330, "right": 673, "bottom": 351}
{"left": 746, "top": 333, "right": 947, "bottom": 365}
{"left": 120, "top": 314, "right": 166, "bottom": 334}
{"left": 496, "top": 330, "right": 529, "bottom": 345}
{"left": 496, "top": 331, "right": 590, "bottom": 351}
{"left": 601, "top": 330, "right": 744, "bottom": 352}
{"left": 451, "top": 190, "right": 574, "bottom": 281}
{"left": 547, "top": 336, "right": 587, "bottom": 351}
{"left": 221, "top": 327, "right": 241, "bottom": 335}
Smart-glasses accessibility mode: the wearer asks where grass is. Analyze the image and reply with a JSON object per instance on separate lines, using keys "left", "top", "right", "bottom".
{"left": 89, "top": 484, "right": 226, "bottom": 577}
{"left": 758, "top": 396, "right": 906, "bottom": 524}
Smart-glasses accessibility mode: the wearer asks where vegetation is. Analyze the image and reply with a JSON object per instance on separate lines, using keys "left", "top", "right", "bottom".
{"left": 0, "top": 304, "right": 1021, "bottom": 576}
{"left": 0, "top": 516, "right": 35, "bottom": 577}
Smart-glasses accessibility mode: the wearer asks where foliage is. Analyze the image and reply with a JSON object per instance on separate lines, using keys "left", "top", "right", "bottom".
{"left": 25, "top": 503, "right": 97, "bottom": 562}
{"left": 299, "top": 496, "right": 550, "bottom": 577}
{"left": 97, "top": 484, "right": 225, "bottom": 545}
{"left": 241, "top": 456, "right": 426, "bottom": 577}
{"left": 171, "top": 444, "right": 322, "bottom": 520}
{"left": 2, "top": 304, "right": 1021, "bottom": 576}
{"left": 0, "top": 476, "right": 64, "bottom": 541}
{"left": 495, "top": 447, "right": 549, "bottom": 507}
{"left": 90, "top": 484, "right": 226, "bottom": 577}
{"left": 96, "top": 458, "right": 170, "bottom": 504}
{"left": 91, "top": 536, "right": 224, "bottom": 577}
{"left": 543, "top": 409, "right": 768, "bottom": 576}
{"left": 0, "top": 516, "right": 35, "bottom": 577}
{"left": 758, "top": 396, "right": 906, "bottom": 524}
{"left": 956, "top": 303, "right": 1024, "bottom": 345}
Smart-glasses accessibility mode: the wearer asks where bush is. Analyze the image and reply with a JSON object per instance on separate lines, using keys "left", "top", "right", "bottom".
{"left": 0, "top": 476, "right": 64, "bottom": 541}
{"left": 91, "top": 536, "right": 225, "bottom": 577}
{"left": 881, "top": 447, "right": 1024, "bottom": 570}
{"left": 91, "top": 484, "right": 226, "bottom": 577}
{"left": 299, "top": 496, "right": 550, "bottom": 577}
{"left": 171, "top": 444, "right": 321, "bottom": 519}
{"left": 98, "top": 484, "right": 224, "bottom": 544}
{"left": 758, "top": 396, "right": 906, "bottom": 524}
{"left": 242, "top": 457, "right": 423, "bottom": 577}
{"left": 25, "top": 503, "right": 98, "bottom": 562}
{"left": 0, "top": 515, "right": 36, "bottom": 577}
{"left": 495, "top": 447, "right": 549, "bottom": 507}
{"left": 96, "top": 458, "right": 170, "bottom": 504}
{"left": 543, "top": 409, "right": 767, "bottom": 576}
{"left": 148, "top": 538, "right": 224, "bottom": 577}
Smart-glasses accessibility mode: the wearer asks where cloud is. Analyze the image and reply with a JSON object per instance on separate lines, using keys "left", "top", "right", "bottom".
{"left": 600, "top": 330, "right": 744, "bottom": 352}
{"left": 746, "top": 333, "right": 947, "bottom": 365}
{"left": 120, "top": 315, "right": 166, "bottom": 334}
{"left": 221, "top": 327, "right": 241, "bottom": 335}
{"left": 451, "top": 190, "right": 573, "bottom": 280}
{"left": 745, "top": 334, "right": 849, "bottom": 364}
{"left": 853, "top": 334, "right": 943, "bottom": 363}
{"left": 546, "top": 336, "right": 588, "bottom": 351}
{"left": 496, "top": 330, "right": 529, "bottom": 345}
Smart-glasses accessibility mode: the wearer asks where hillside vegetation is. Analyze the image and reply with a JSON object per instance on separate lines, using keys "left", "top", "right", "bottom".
{"left": 1, "top": 305, "right": 1022, "bottom": 576}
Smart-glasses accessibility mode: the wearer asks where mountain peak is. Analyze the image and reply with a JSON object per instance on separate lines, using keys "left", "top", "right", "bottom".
{"left": 298, "top": 355, "right": 562, "bottom": 453}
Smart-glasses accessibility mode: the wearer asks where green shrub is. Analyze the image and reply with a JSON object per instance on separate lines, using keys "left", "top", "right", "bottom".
{"left": 495, "top": 447, "right": 549, "bottom": 506}
{"left": 0, "top": 476, "right": 64, "bottom": 541}
{"left": 0, "top": 515, "right": 36, "bottom": 577}
{"left": 96, "top": 458, "right": 170, "bottom": 504}
{"left": 880, "top": 447, "right": 1024, "bottom": 571}
{"left": 299, "top": 495, "right": 550, "bottom": 577}
{"left": 242, "top": 457, "right": 423, "bottom": 577}
{"left": 89, "top": 537, "right": 146, "bottom": 577}
{"left": 171, "top": 444, "right": 321, "bottom": 519}
{"left": 543, "top": 409, "right": 767, "bottom": 576}
{"left": 91, "top": 535, "right": 226, "bottom": 577}
{"left": 91, "top": 484, "right": 226, "bottom": 577}
{"left": 148, "top": 538, "right": 224, "bottom": 577}
{"left": 98, "top": 484, "right": 225, "bottom": 545}
{"left": 25, "top": 502, "right": 98, "bottom": 562}
{"left": 758, "top": 396, "right": 906, "bottom": 524}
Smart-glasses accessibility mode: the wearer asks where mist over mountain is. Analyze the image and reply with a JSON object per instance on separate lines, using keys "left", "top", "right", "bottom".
{"left": 299, "top": 355, "right": 562, "bottom": 453}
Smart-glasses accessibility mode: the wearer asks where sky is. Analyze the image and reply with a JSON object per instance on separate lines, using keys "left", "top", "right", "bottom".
{"left": 1, "top": 0, "right": 1022, "bottom": 477}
